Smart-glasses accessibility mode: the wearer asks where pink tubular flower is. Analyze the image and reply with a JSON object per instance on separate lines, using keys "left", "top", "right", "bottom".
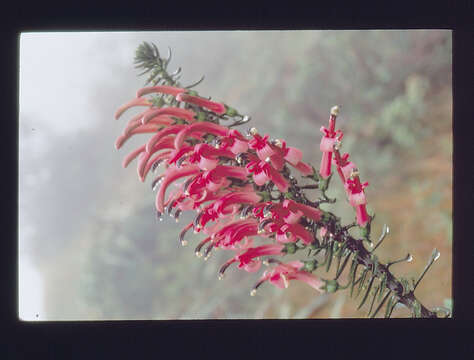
{"left": 145, "top": 124, "right": 187, "bottom": 153}
{"left": 187, "top": 143, "right": 235, "bottom": 171}
{"left": 219, "top": 244, "right": 285, "bottom": 278}
{"left": 176, "top": 92, "right": 226, "bottom": 115}
{"left": 283, "top": 199, "right": 322, "bottom": 222}
{"left": 212, "top": 218, "right": 260, "bottom": 249}
{"left": 114, "top": 97, "right": 151, "bottom": 120}
{"left": 122, "top": 144, "right": 146, "bottom": 168}
{"left": 123, "top": 114, "right": 174, "bottom": 136}
{"left": 141, "top": 150, "right": 172, "bottom": 181}
{"left": 252, "top": 260, "right": 324, "bottom": 293}
{"left": 248, "top": 134, "right": 276, "bottom": 161}
{"left": 212, "top": 191, "right": 262, "bottom": 216}
{"left": 173, "top": 122, "right": 231, "bottom": 149}
{"left": 318, "top": 106, "right": 340, "bottom": 179}
{"left": 155, "top": 164, "right": 202, "bottom": 214}
{"left": 346, "top": 171, "right": 370, "bottom": 227}
{"left": 245, "top": 160, "right": 289, "bottom": 193}
{"left": 138, "top": 137, "right": 177, "bottom": 181}
{"left": 136, "top": 85, "right": 186, "bottom": 98}
{"left": 115, "top": 124, "right": 163, "bottom": 150}
{"left": 141, "top": 107, "right": 196, "bottom": 124}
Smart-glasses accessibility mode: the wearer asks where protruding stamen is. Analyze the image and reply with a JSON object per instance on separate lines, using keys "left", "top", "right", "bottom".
{"left": 166, "top": 200, "right": 177, "bottom": 215}
{"left": 179, "top": 223, "right": 192, "bottom": 246}
{"left": 193, "top": 212, "right": 204, "bottom": 228}
{"left": 152, "top": 159, "right": 164, "bottom": 172}
{"left": 204, "top": 243, "right": 214, "bottom": 261}
{"left": 258, "top": 219, "right": 273, "bottom": 234}
{"left": 152, "top": 176, "right": 164, "bottom": 191}
{"left": 176, "top": 156, "right": 188, "bottom": 168}
{"left": 248, "top": 127, "right": 258, "bottom": 136}
{"left": 281, "top": 273, "right": 289, "bottom": 288}
{"left": 350, "top": 169, "right": 360, "bottom": 178}
{"left": 174, "top": 209, "right": 182, "bottom": 222}
{"left": 219, "top": 262, "right": 232, "bottom": 278}
{"left": 218, "top": 273, "right": 225, "bottom": 280}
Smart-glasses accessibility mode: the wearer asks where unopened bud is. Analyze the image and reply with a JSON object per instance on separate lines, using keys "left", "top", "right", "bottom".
{"left": 181, "top": 240, "right": 188, "bottom": 246}
{"left": 249, "top": 127, "right": 258, "bottom": 136}
{"left": 325, "top": 279, "right": 339, "bottom": 293}
{"left": 303, "top": 260, "right": 318, "bottom": 272}
{"left": 330, "top": 105, "right": 340, "bottom": 116}
{"left": 250, "top": 289, "right": 257, "bottom": 296}
{"left": 284, "top": 243, "right": 297, "bottom": 254}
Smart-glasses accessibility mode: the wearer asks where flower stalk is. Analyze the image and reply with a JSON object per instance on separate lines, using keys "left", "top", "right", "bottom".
{"left": 113, "top": 42, "right": 447, "bottom": 318}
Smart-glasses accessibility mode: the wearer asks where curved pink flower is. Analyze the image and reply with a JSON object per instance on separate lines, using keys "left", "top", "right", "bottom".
{"left": 187, "top": 143, "right": 235, "bottom": 171}
{"left": 115, "top": 97, "right": 151, "bottom": 120}
{"left": 173, "top": 122, "right": 230, "bottom": 149}
{"left": 145, "top": 124, "right": 187, "bottom": 153}
{"left": 122, "top": 144, "right": 146, "bottom": 168}
{"left": 318, "top": 106, "right": 340, "bottom": 179}
{"left": 245, "top": 160, "right": 289, "bottom": 193}
{"left": 346, "top": 172, "right": 370, "bottom": 227}
{"left": 219, "top": 244, "right": 285, "bottom": 278}
{"left": 142, "top": 107, "right": 196, "bottom": 124}
{"left": 176, "top": 92, "right": 226, "bottom": 115}
{"left": 212, "top": 191, "right": 262, "bottom": 216}
{"left": 253, "top": 261, "right": 324, "bottom": 292}
{"left": 136, "top": 85, "right": 186, "bottom": 98}
{"left": 115, "top": 124, "right": 162, "bottom": 150}
{"left": 249, "top": 134, "right": 276, "bottom": 161}
{"left": 155, "top": 164, "right": 201, "bottom": 214}
{"left": 123, "top": 114, "right": 174, "bottom": 136}
{"left": 138, "top": 137, "right": 177, "bottom": 181}
{"left": 283, "top": 199, "right": 322, "bottom": 222}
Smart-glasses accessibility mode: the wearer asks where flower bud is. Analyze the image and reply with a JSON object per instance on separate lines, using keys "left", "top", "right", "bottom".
{"left": 303, "top": 260, "right": 318, "bottom": 272}
{"left": 324, "top": 279, "right": 339, "bottom": 293}
{"left": 283, "top": 243, "right": 297, "bottom": 254}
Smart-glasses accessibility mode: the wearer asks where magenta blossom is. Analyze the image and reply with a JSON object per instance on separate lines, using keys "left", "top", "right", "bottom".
{"left": 219, "top": 244, "right": 285, "bottom": 278}
{"left": 136, "top": 85, "right": 186, "bottom": 98}
{"left": 252, "top": 260, "right": 324, "bottom": 293}
{"left": 346, "top": 171, "right": 370, "bottom": 227}
{"left": 176, "top": 92, "right": 226, "bottom": 115}
{"left": 115, "top": 97, "right": 151, "bottom": 120}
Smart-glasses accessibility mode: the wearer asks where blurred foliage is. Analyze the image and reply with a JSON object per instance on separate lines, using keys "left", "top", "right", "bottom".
{"left": 22, "top": 31, "right": 451, "bottom": 319}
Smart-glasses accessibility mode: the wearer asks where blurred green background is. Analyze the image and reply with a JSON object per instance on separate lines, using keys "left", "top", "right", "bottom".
{"left": 19, "top": 30, "right": 451, "bottom": 319}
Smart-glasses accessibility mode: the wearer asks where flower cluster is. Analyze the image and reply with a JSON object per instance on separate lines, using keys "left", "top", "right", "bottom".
{"left": 112, "top": 42, "right": 448, "bottom": 319}
{"left": 115, "top": 85, "right": 326, "bottom": 294}
{"left": 319, "top": 106, "right": 370, "bottom": 228}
